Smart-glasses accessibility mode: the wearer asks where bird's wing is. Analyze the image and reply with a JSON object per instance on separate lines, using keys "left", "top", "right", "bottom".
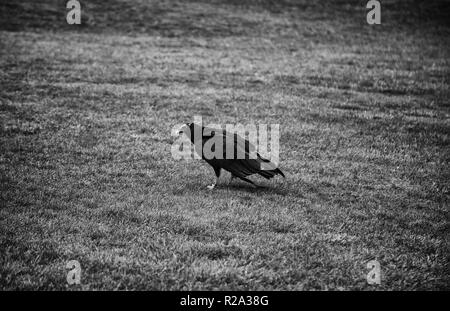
{"left": 219, "top": 159, "right": 258, "bottom": 177}
{"left": 201, "top": 129, "right": 283, "bottom": 179}
{"left": 219, "top": 131, "right": 257, "bottom": 160}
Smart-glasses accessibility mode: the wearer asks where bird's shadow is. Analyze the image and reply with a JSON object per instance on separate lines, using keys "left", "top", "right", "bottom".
{"left": 179, "top": 176, "right": 302, "bottom": 198}
{"left": 221, "top": 181, "right": 290, "bottom": 196}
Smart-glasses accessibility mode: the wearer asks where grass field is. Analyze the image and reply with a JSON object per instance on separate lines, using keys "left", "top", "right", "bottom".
{"left": 0, "top": 0, "right": 449, "bottom": 290}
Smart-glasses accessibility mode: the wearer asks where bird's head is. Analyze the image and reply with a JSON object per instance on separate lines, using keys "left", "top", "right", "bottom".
{"left": 178, "top": 123, "right": 194, "bottom": 134}
{"left": 178, "top": 122, "right": 202, "bottom": 143}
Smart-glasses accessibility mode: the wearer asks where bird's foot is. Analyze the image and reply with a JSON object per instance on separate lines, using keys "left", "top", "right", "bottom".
{"left": 207, "top": 184, "right": 216, "bottom": 190}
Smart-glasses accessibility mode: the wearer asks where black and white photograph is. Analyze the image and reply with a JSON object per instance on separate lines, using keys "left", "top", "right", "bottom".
{"left": 0, "top": 0, "right": 449, "bottom": 294}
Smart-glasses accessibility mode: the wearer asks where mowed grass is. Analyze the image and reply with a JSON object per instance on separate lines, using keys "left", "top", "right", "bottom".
{"left": 0, "top": 0, "right": 449, "bottom": 290}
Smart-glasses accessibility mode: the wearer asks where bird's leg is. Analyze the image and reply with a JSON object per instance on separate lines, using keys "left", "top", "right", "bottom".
{"left": 207, "top": 167, "right": 221, "bottom": 190}
{"left": 229, "top": 174, "right": 236, "bottom": 185}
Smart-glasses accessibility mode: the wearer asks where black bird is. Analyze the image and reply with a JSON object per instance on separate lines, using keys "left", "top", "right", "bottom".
{"left": 179, "top": 123, "right": 285, "bottom": 189}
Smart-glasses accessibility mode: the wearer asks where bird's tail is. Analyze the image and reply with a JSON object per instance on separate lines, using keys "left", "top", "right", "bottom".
{"left": 274, "top": 167, "right": 285, "bottom": 178}
{"left": 257, "top": 167, "right": 285, "bottom": 179}
{"left": 257, "top": 154, "right": 285, "bottom": 179}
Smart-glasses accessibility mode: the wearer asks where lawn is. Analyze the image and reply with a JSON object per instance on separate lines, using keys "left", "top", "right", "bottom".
{"left": 0, "top": 0, "right": 449, "bottom": 290}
